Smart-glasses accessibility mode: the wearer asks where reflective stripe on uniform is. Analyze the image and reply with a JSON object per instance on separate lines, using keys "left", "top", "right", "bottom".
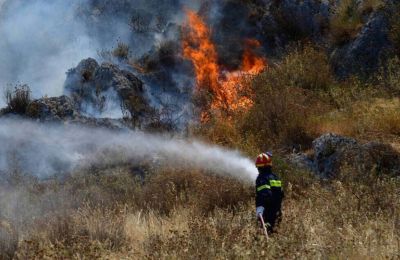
{"left": 256, "top": 184, "right": 271, "bottom": 191}
{"left": 269, "top": 180, "right": 282, "bottom": 187}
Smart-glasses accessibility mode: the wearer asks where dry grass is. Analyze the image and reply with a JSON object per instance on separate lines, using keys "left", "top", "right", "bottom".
{"left": 312, "top": 98, "right": 400, "bottom": 142}
{"left": 0, "top": 160, "right": 396, "bottom": 259}
{"left": 378, "top": 56, "right": 400, "bottom": 95}
{"left": 113, "top": 42, "right": 130, "bottom": 60}
{"left": 236, "top": 45, "right": 334, "bottom": 149}
{"left": 272, "top": 44, "right": 334, "bottom": 91}
{"left": 330, "top": 0, "right": 363, "bottom": 45}
{"left": 329, "top": 0, "right": 383, "bottom": 45}
{"left": 359, "top": 0, "right": 384, "bottom": 16}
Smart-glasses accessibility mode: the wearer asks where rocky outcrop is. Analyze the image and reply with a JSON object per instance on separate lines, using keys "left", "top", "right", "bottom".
{"left": 312, "top": 133, "right": 358, "bottom": 177}
{"left": 288, "top": 153, "right": 314, "bottom": 171}
{"left": 0, "top": 94, "right": 127, "bottom": 129}
{"left": 66, "top": 116, "right": 127, "bottom": 129}
{"left": 331, "top": 12, "right": 392, "bottom": 78}
{"left": 257, "top": 0, "right": 331, "bottom": 48}
{"left": 277, "top": 0, "right": 331, "bottom": 39}
{"left": 26, "top": 95, "right": 76, "bottom": 121}
{"left": 0, "top": 58, "right": 166, "bottom": 129}
{"left": 290, "top": 133, "right": 400, "bottom": 178}
{"left": 65, "top": 58, "right": 150, "bottom": 123}
{"left": 257, "top": 1, "right": 392, "bottom": 77}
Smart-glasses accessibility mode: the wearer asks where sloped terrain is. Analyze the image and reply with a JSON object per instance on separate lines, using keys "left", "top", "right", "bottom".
{"left": 0, "top": 0, "right": 400, "bottom": 259}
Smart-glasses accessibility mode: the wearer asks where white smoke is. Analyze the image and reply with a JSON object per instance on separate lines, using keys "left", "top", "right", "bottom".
{"left": 0, "top": 118, "right": 258, "bottom": 181}
{"left": 0, "top": 0, "right": 99, "bottom": 107}
{"left": 0, "top": 0, "right": 206, "bottom": 106}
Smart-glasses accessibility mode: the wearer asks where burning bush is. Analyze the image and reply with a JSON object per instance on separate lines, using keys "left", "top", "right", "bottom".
{"left": 182, "top": 10, "right": 266, "bottom": 122}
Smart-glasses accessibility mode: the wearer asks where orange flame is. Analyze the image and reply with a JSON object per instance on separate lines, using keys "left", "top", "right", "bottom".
{"left": 182, "top": 10, "right": 266, "bottom": 121}
{"left": 241, "top": 39, "right": 267, "bottom": 75}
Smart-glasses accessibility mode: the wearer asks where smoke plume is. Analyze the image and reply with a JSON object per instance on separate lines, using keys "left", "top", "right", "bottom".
{"left": 0, "top": 0, "right": 205, "bottom": 107}
{"left": 0, "top": 118, "right": 258, "bottom": 181}
{"left": 0, "top": 0, "right": 98, "bottom": 106}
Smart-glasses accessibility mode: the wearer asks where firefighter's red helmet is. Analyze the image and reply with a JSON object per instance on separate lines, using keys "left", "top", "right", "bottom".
{"left": 255, "top": 153, "right": 272, "bottom": 167}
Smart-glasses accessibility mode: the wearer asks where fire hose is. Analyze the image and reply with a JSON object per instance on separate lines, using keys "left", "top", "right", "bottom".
{"left": 258, "top": 213, "right": 269, "bottom": 240}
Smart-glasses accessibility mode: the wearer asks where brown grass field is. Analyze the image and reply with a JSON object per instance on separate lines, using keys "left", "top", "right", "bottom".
{"left": 0, "top": 162, "right": 397, "bottom": 259}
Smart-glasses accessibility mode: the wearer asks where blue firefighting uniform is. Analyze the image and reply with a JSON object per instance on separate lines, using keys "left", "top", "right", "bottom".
{"left": 255, "top": 166, "right": 284, "bottom": 232}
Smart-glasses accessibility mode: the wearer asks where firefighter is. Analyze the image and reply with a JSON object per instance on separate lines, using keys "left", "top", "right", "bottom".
{"left": 255, "top": 152, "right": 284, "bottom": 233}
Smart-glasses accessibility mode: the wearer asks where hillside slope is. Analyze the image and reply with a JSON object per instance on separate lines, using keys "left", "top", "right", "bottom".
{"left": 0, "top": 0, "right": 400, "bottom": 259}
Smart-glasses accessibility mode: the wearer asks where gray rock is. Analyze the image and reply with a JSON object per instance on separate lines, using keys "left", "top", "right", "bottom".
{"left": 312, "top": 133, "right": 358, "bottom": 177}
{"left": 66, "top": 116, "right": 127, "bottom": 130}
{"left": 22, "top": 95, "right": 128, "bottom": 129}
{"left": 26, "top": 95, "right": 76, "bottom": 121}
{"left": 259, "top": 1, "right": 391, "bottom": 77}
{"left": 64, "top": 58, "right": 149, "bottom": 123}
{"left": 358, "top": 142, "right": 400, "bottom": 175}
{"left": 280, "top": 0, "right": 331, "bottom": 37}
{"left": 288, "top": 153, "right": 314, "bottom": 171}
{"left": 259, "top": 0, "right": 331, "bottom": 49}
{"left": 289, "top": 133, "right": 400, "bottom": 178}
{"left": 331, "top": 11, "right": 392, "bottom": 78}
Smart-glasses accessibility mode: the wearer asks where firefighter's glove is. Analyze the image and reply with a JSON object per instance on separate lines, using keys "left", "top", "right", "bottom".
{"left": 256, "top": 206, "right": 265, "bottom": 217}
